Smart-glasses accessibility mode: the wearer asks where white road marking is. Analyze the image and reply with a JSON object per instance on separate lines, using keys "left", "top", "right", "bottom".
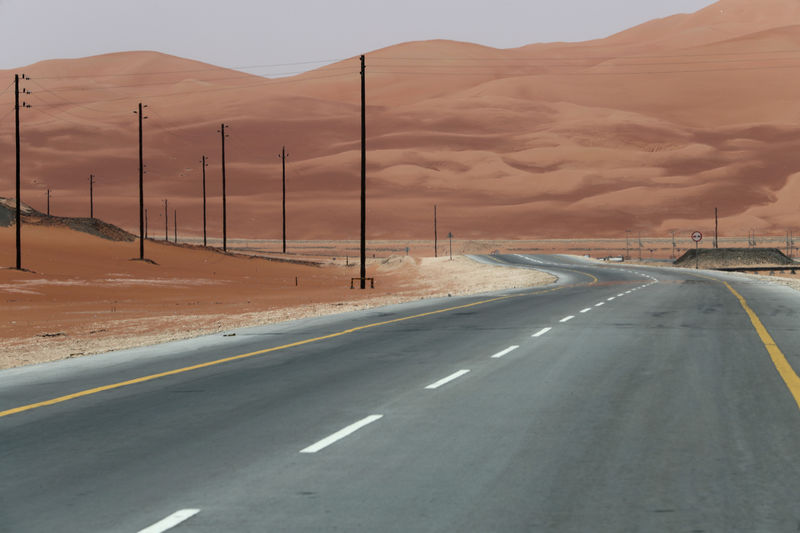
{"left": 617, "top": 293, "right": 624, "bottom": 297}
{"left": 300, "top": 415, "right": 383, "bottom": 453}
{"left": 426, "top": 369, "right": 471, "bottom": 390}
{"left": 580, "top": 308, "right": 592, "bottom": 313}
{"left": 138, "top": 509, "right": 201, "bottom": 533}
{"left": 595, "top": 302, "right": 605, "bottom": 307}
{"left": 625, "top": 291, "right": 632, "bottom": 294}
{"left": 560, "top": 315, "right": 575, "bottom": 323}
{"left": 607, "top": 297, "right": 615, "bottom": 301}
{"left": 491, "top": 346, "right": 520, "bottom": 359}
{"left": 532, "top": 327, "right": 552, "bottom": 337}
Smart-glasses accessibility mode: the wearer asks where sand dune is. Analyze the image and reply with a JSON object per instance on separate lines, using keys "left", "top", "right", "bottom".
{"left": 1, "top": 0, "right": 800, "bottom": 246}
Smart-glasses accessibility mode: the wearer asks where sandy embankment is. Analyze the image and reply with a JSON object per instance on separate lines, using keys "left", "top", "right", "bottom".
{"left": 0, "top": 226, "right": 555, "bottom": 369}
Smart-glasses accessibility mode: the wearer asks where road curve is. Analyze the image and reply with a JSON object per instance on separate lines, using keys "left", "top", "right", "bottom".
{"left": 1, "top": 254, "right": 799, "bottom": 532}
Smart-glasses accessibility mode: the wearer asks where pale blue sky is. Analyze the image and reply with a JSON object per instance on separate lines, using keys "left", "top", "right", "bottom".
{"left": 0, "top": 0, "right": 716, "bottom": 73}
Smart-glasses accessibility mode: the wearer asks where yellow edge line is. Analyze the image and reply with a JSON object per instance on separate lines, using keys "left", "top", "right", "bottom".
{"left": 1, "top": 273, "right": 578, "bottom": 419}
{"left": 721, "top": 281, "right": 800, "bottom": 410}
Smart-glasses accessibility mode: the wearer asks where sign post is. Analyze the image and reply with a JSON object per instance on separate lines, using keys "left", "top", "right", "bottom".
{"left": 691, "top": 231, "right": 703, "bottom": 269}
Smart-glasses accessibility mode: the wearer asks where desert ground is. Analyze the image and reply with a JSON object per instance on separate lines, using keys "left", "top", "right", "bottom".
{"left": 0, "top": 224, "right": 556, "bottom": 369}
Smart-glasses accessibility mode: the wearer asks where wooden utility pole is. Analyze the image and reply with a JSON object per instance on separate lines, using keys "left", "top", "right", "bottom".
{"left": 359, "top": 54, "right": 367, "bottom": 289}
{"left": 434, "top": 205, "right": 438, "bottom": 258}
{"left": 89, "top": 174, "right": 95, "bottom": 219}
{"left": 201, "top": 155, "right": 208, "bottom": 246}
{"left": 136, "top": 103, "right": 147, "bottom": 260}
{"left": 46, "top": 188, "right": 50, "bottom": 216}
{"left": 219, "top": 124, "right": 229, "bottom": 252}
{"left": 448, "top": 231, "right": 453, "bottom": 260}
{"left": 280, "top": 146, "right": 289, "bottom": 254}
{"left": 15, "top": 74, "right": 31, "bottom": 270}
{"left": 174, "top": 209, "right": 177, "bottom": 243}
{"left": 714, "top": 207, "right": 719, "bottom": 249}
{"left": 163, "top": 199, "right": 168, "bottom": 241}
{"left": 625, "top": 229, "right": 630, "bottom": 260}
{"left": 638, "top": 232, "right": 643, "bottom": 261}
{"left": 672, "top": 231, "right": 676, "bottom": 259}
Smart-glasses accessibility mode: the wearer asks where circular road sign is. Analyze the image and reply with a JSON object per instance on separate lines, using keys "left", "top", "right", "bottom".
{"left": 691, "top": 231, "right": 703, "bottom": 242}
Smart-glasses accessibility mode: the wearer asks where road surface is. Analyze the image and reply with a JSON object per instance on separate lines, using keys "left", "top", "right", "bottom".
{"left": 1, "top": 254, "right": 799, "bottom": 532}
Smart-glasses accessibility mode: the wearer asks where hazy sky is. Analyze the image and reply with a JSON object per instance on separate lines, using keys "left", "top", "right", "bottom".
{"left": 0, "top": 0, "right": 716, "bottom": 74}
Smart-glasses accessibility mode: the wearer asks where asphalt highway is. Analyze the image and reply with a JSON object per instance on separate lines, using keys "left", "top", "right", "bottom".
{"left": 2, "top": 254, "right": 800, "bottom": 532}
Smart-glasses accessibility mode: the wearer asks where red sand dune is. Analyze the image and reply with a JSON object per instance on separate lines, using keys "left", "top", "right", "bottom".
{"left": 2, "top": 0, "right": 800, "bottom": 246}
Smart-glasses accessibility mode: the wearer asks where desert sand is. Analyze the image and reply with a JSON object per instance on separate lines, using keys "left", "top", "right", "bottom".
{"left": 0, "top": 225, "right": 555, "bottom": 368}
{"left": 1, "top": 0, "right": 800, "bottom": 244}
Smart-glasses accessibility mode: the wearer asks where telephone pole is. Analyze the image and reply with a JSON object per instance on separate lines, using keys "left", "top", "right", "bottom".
{"left": 201, "top": 155, "right": 208, "bottom": 246}
{"left": 625, "top": 229, "right": 631, "bottom": 260}
{"left": 448, "top": 231, "right": 453, "bottom": 260}
{"left": 174, "top": 209, "right": 177, "bottom": 243}
{"left": 15, "top": 73, "right": 31, "bottom": 270}
{"left": 46, "top": 187, "right": 50, "bottom": 216}
{"left": 163, "top": 199, "right": 168, "bottom": 241}
{"left": 135, "top": 102, "right": 148, "bottom": 260}
{"left": 672, "top": 231, "right": 676, "bottom": 259}
{"left": 434, "top": 204, "right": 438, "bottom": 258}
{"left": 359, "top": 54, "right": 367, "bottom": 289}
{"left": 219, "top": 124, "right": 229, "bottom": 252}
{"left": 714, "top": 207, "right": 719, "bottom": 249}
{"left": 279, "top": 146, "right": 289, "bottom": 253}
{"left": 638, "top": 231, "right": 643, "bottom": 261}
{"left": 89, "top": 174, "right": 95, "bottom": 219}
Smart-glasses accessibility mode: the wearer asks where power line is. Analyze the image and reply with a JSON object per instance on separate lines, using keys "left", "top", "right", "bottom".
{"left": 33, "top": 65, "right": 356, "bottom": 94}
{"left": 0, "top": 79, "right": 14, "bottom": 97}
{"left": 35, "top": 58, "right": 349, "bottom": 80}
{"left": 24, "top": 71, "right": 357, "bottom": 110}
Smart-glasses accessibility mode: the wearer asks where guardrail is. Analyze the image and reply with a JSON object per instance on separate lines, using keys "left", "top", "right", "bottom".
{"left": 713, "top": 266, "right": 797, "bottom": 274}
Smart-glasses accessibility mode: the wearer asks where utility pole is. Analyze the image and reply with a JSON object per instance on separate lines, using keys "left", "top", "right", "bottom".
{"left": 787, "top": 229, "right": 790, "bottom": 256}
{"left": 434, "top": 205, "right": 438, "bottom": 258}
{"left": 163, "top": 199, "right": 168, "bottom": 241}
{"left": 279, "top": 146, "right": 289, "bottom": 253}
{"left": 672, "top": 231, "right": 676, "bottom": 259}
{"left": 638, "top": 231, "right": 643, "bottom": 261}
{"left": 625, "top": 229, "right": 631, "bottom": 260}
{"left": 448, "top": 232, "right": 453, "bottom": 260}
{"left": 89, "top": 174, "right": 95, "bottom": 219}
{"left": 714, "top": 207, "right": 719, "bottom": 249}
{"left": 46, "top": 187, "right": 50, "bottom": 216}
{"left": 135, "top": 102, "right": 148, "bottom": 260}
{"left": 219, "top": 124, "right": 229, "bottom": 252}
{"left": 201, "top": 155, "right": 208, "bottom": 246}
{"left": 15, "top": 73, "right": 31, "bottom": 270}
{"left": 174, "top": 209, "right": 177, "bottom": 243}
{"left": 359, "top": 54, "right": 367, "bottom": 289}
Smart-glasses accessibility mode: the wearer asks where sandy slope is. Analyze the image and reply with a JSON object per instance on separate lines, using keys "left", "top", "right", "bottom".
{"left": 0, "top": 226, "right": 554, "bottom": 368}
{"left": 1, "top": 0, "right": 800, "bottom": 243}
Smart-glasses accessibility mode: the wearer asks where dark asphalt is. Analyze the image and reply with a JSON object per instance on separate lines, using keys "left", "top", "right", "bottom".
{"left": 1, "top": 254, "right": 799, "bottom": 532}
